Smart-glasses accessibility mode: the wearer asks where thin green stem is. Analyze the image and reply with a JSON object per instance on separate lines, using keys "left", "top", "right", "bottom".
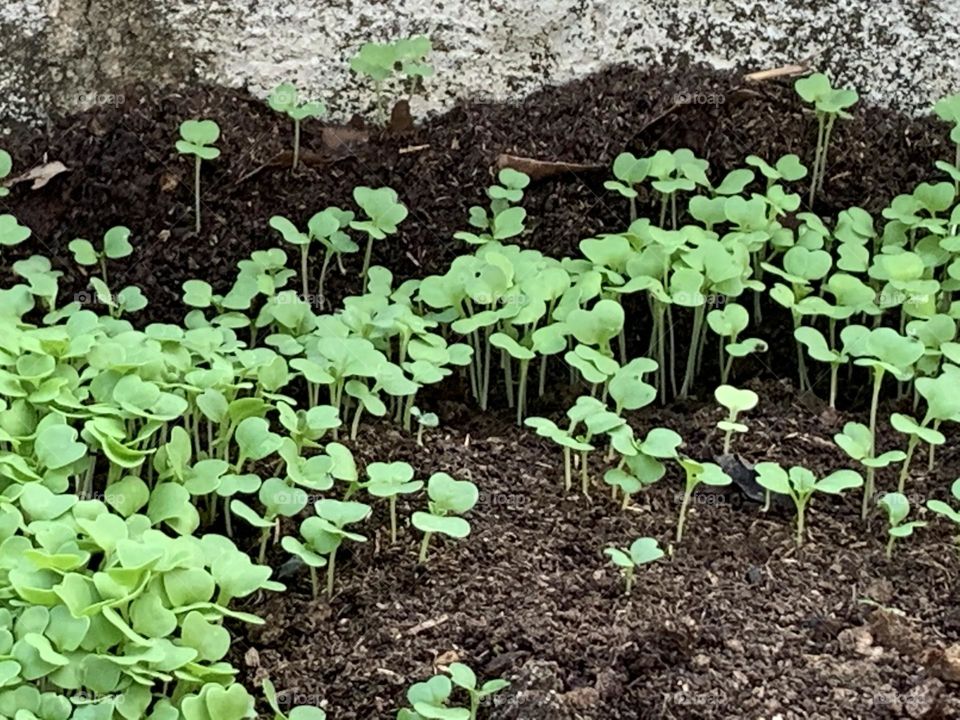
{"left": 897, "top": 435, "right": 919, "bottom": 494}
{"left": 862, "top": 370, "right": 884, "bottom": 520}
{"left": 360, "top": 236, "right": 374, "bottom": 290}
{"left": 418, "top": 532, "right": 432, "bottom": 563}
{"left": 194, "top": 156, "right": 202, "bottom": 233}
{"left": 326, "top": 548, "right": 337, "bottom": 598}
{"left": 292, "top": 119, "right": 301, "bottom": 170}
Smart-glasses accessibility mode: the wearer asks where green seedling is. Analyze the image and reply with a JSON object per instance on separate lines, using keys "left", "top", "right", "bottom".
{"left": 755, "top": 462, "right": 862, "bottom": 546}
{"left": 351, "top": 186, "right": 409, "bottom": 289}
{"left": 934, "top": 93, "right": 960, "bottom": 185}
{"left": 706, "top": 302, "right": 766, "bottom": 384}
{"left": 264, "top": 678, "right": 327, "bottom": 720}
{"left": 604, "top": 152, "right": 649, "bottom": 220}
{"left": 834, "top": 422, "right": 906, "bottom": 504}
{"left": 411, "top": 405, "right": 439, "bottom": 446}
{"left": 794, "top": 73, "right": 859, "bottom": 205}
{"left": 68, "top": 226, "right": 147, "bottom": 317}
{"left": 282, "top": 499, "right": 371, "bottom": 598}
{"left": 0, "top": 213, "right": 31, "bottom": 248}
{"left": 176, "top": 119, "right": 221, "bottom": 232}
{"left": 362, "top": 461, "right": 423, "bottom": 543}
{"left": 67, "top": 225, "right": 132, "bottom": 287}
{"left": 927, "top": 479, "right": 960, "bottom": 541}
{"left": 397, "top": 674, "right": 469, "bottom": 720}
{"left": 268, "top": 82, "right": 326, "bottom": 170}
{"left": 877, "top": 492, "right": 926, "bottom": 559}
{"left": 231, "top": 475, "right": 309, "bottom": 562}
{"left": 0, "top": 148, "right": 11, "bottom": 197}
{"left": 675, "top": 458, "right": 732, "bottom": 542}
{"left": 604, "top": 426, "right": 681, "bottom": 508}
{"left": 528, "top": 396, "right": 624, "bottom": 497}
{"left": 604, "top": 536, "right": 664, "bottom": 594}
{"left": 714, "top": 385, "right": 758, "bottom": 454}
{"left": 890, "top": 413, "right": 945, "bottom": 494}
{"left": 915, "top": 371, "right": 960, "bottom": 473}
{"left": 843, "top": 325, "right": 924, "bottom": 518}
{"left": 447, "top": 663, "right": 510, "bottom": 720}
{"left": 455, "top": 168, "right": 529, "bottom": 246}
{"left": 350, "top": 36, "right": 433, "bottom": 124}
{"left": 412, "top": 472, "right": 478, "bottom": 562}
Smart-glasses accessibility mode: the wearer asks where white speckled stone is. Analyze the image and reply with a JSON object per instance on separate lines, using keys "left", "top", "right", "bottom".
{"left": 1, "top": 0, "right": 959, "bottom": 125}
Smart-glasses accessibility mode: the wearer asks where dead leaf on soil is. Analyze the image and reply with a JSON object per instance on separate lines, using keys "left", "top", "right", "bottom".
{"left": 496, "top": 153, "right": 603, "bottom": 182}
{"left": 243, "top": 647, "right": 260, "bottom": 667}
{"left": 4, "top": 161, "right": 68, "bottom": 190}
{"left": 434, "top": 649, "right": 460, "bottom": 667}
{"left": 838, "top": 625, "right": 881, "bottom": 659}
{"left": 868, "top": 608, "right": 922, "bottom": 656}
{"left": 322, "top": 125, "right": 369, "bottom": 157}
{"left": 924, "top": 644, "right": 960, "bottom": 683}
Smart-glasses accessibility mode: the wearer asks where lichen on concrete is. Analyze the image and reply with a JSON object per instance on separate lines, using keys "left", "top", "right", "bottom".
{"left": 1, "top": 0, "right": 959, "bottom": 126}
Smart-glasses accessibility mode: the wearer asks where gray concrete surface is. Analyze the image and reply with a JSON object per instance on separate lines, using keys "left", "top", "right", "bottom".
{"left": 2, "top": 0, "right": 959, "bottom": 125}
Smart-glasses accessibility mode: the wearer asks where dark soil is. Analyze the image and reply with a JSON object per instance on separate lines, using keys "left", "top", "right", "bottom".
{"left": 3, "top": 65, "right": 960, "bottom": 719}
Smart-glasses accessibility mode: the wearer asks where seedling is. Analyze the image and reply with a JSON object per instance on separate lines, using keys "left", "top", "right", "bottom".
{"left": 890, "top": 413, "right": 945, "bottom": 494}
{"left": 447, "top": 663, "right": 510, "bottom": 720}
{"left": 176, "top": 119, "right": 221, "bottom": 232}
{"left": 268, "top": 82, "right": 326, "bottom": 170}
{"left": 604, "top": 537, "right": 664, "bottom": 594}
{"left": 397, "top": 674, "right": 469, "bottom": 720}
{"left": 604, "top": 152, "right": 649, "bottom": 220}
{"left": 675, "top": 458, "right": 732, "bottom": 542}
{"left": 454, "top": 169, "right": 529, "bottom": 245}
{"left": 412, "top": 472, "right": 478, "bottom": 562}
{"left": 794, "top": 73, "right": 859, "bottom": 205}
{"left": 927, "top": 479, "right": 960, "bottom": 540}
{"left": 714, "top": 385, "right": 758, "bottom": 454}
{"left": 934, "top": 93, "right": 960, "bottom": 184}
{"left": 843, "top": 326, "right": 924, "bottom": 518}
{"left": 834, "top": 422, "right": 906, "bottom": 505}
{"left": 755, "top": 462, "right": 862, "bottom": 546}
{"left": 350, "top": 36, "right": 433, "bottom": 124}
{"left": 68, "top": 225, "right": 133, "bottom": 286}
{"left": 604, "top": 426, "right": 681, "bottom": 508}
{"left": 877, "top": 492, "right": 926, "bottom": 559}
{"left": 263, "top": 678, "right": 327, "bottom": 720}
{"left": 411, "top": 405, "right": 439, "bottom": 446}
{"left": 0, "top": 214, "right": 31, "bottom": 248}
{"left": 706, "top": 302, "right": 766, "bottom": 384}
{"left": 350, "top": 185, "right": 408, "bottom": 289}
{"left": 362, "top": 460, "right": 423, "bottom": 543}
{"left": 282, "top": 499, "right": 371, "bottom": 598}
{"left": 0, "top": 149, "right": 11, "bottom": 197}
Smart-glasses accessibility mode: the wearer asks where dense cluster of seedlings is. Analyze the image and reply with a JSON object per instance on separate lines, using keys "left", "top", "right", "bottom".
{"left": 1, "top": 48, "right": 960, "bottom": 720}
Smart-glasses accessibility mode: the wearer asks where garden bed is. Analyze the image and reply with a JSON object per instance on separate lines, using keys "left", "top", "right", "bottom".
{"left": 3, "top": 64, "right": 960, "bottom": 719}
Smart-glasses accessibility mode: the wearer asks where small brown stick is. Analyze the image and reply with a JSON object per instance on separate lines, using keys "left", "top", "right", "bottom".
{"left": 744, "top": 64, "right": 808, "bottom": 82}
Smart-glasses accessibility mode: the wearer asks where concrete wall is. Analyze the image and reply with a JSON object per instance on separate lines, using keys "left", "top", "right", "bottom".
{"left": 2, "top": 0, "right": 959, "bottom": 125}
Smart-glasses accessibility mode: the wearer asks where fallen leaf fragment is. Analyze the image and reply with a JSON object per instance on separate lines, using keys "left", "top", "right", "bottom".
{"left": 4, "top": 161, "right": 68, "bottom": 190}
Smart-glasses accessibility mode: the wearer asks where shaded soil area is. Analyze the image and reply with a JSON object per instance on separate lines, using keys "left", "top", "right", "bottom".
{"left": 3, "top": 65, "right": 960, "bottom": 719}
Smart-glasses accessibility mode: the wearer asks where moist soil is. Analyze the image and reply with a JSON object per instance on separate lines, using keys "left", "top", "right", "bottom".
{"left": 3, "top": 65, "right": 960, "bottom": 719}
